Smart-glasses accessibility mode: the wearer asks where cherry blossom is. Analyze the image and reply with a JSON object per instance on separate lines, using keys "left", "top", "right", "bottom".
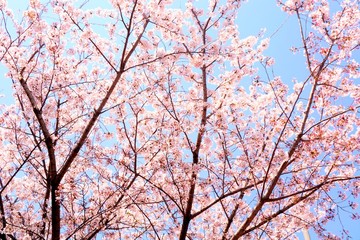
{"left": 0, "top": 0, "right": 359, "bottom": 239}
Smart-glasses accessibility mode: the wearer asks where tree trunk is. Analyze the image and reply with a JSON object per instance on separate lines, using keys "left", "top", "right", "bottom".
{"left": 51, "top": 185, "right": 61, "bottom": 240}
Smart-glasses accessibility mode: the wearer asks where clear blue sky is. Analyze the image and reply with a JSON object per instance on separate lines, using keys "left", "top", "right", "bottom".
{"left": 0, "top": 0, "right": 359, "bottom": 239}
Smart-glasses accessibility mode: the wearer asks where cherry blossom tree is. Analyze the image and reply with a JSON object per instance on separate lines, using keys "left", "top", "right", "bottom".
{"left": 0, "top": 0, "right": 359, "bottom": 239}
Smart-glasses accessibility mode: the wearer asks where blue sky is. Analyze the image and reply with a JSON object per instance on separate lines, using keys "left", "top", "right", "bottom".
{"left": 0, "top": 0, "right": 359, "bottom": 239}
